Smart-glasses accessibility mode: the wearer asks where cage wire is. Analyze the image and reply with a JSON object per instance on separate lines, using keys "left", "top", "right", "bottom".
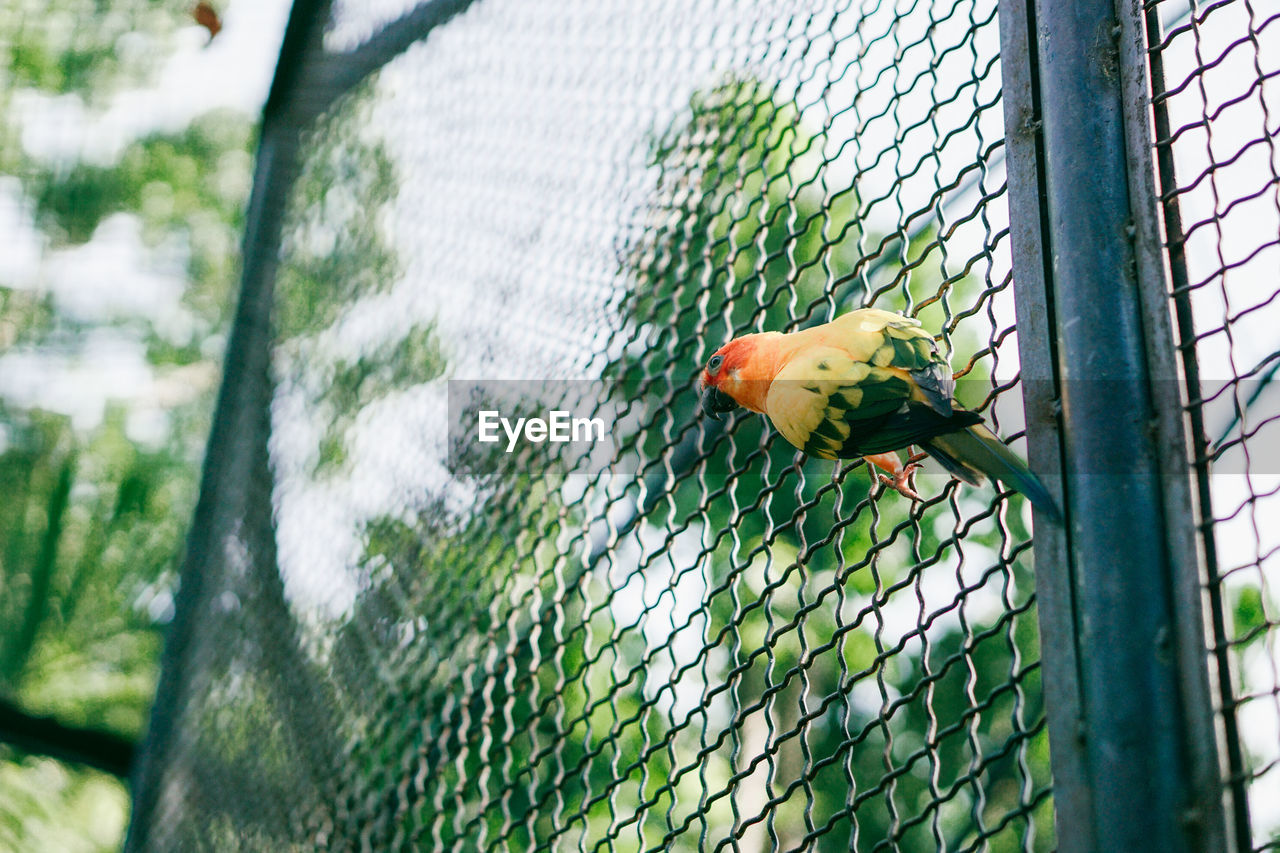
{"left": 129, "top": 0, "right": 1054, "bottom": 845}
{"left": 1147, "top": 0, "right": 1280, "bottom": 849}
{"left": 126, "top": 0, "right": 1059, "bottom": 849}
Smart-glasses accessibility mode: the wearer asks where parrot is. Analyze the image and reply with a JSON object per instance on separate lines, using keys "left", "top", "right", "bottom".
{"left": 697, "top": 307, "right": 1060, "bottom": 520}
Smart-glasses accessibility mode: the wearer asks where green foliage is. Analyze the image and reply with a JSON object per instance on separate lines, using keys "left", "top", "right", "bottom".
{"left": 307, "top": 74, "right": 1050, "bottom": 850}
{"left": 0, "top": 288, "right": 56, "bottom": 349}
{"left": 276, "top": 90, "right": 401, "bottom": 342}
{"left": 272, "top": 85, "right": 440, "bottom": 480}
{"left": 1231, "top": 584, "right": 1267, "bottom": 650}
{"left": 0, "top": 751, "right": 129, "bottom": 853}
{"left": 591, "top": 75, "right": 1049, "bottom": 849}
{"left": 32, "top": 109, "right": 253, "bottom": 247}
{"left": 313, "top": 323, "right": 448, "bottom": 471}
{"left": 0, "top": 1, "right": 257, "bottom": 848}
{"left": 0, "top": 407, "right": 187, "bottom": 732}
{"left": 1, "top": 0, "right": 189, "bottom": 100}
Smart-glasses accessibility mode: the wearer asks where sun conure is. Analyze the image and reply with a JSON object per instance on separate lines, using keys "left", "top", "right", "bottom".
{"left": 698, "top": 308, "right": 1059, "bottom": 519}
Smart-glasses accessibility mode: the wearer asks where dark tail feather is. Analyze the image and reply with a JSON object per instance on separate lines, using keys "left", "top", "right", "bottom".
{"left": 921, "top": 424, "right": 1061, "bottom": 522}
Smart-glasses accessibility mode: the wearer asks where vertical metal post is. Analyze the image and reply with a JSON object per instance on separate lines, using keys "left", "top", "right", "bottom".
{"left": 1001, "top": 0, "right": 1232, "bottom": 851}
{"left": 123, "top": 1, "right": 329, "bottom": 846}
{"left": 1115, "top": 1, "right": 1239, "bottom": 849}
{"left": 125, "top": 1, "right": 487, "bottom": 846}
{"left": 1142, "top": 0, "right": 1251, "bottom": 843}
{"left": 998, "top": 0, "right": 1091, "bottom": 847}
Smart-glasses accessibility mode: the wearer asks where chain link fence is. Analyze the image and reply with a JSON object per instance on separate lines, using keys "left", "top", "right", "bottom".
{"left": 123, "top": 0, "right": 1278, "bottom": 850}
{"left": 1147, "top": 1, "right": 1280, "bottom": 848}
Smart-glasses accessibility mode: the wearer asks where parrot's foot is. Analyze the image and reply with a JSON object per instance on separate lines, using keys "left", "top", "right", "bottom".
{"left": 863, "top": 450, "right": 927, "bottom": 503}
{"left": 877, "top": 462, "right": 923, "bottom": 502}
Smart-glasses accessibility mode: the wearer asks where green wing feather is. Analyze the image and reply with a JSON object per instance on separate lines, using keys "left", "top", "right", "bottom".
{"left": 763, "top": 310, "right": 1060, "bottom": 519}
{"left": 843, "top": 311, "right": 955, "bottom": 414}
{"left": 765, "top": 344, "right": 975, "bottom": 459}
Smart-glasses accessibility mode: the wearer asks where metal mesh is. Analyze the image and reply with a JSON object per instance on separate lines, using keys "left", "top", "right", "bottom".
{"left": 1146, "top": 0, "right": 1280, "bottom": 848}
{"left": 130, "top": 0, "right": 1055, "bottom": 849}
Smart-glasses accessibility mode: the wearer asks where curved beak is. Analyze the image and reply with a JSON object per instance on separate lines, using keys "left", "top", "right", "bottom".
{"left": 700, "top": 382, "right": 740, "bottom": 420}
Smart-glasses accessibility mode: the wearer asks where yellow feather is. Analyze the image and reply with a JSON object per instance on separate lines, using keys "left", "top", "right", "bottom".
{"left": 705, "top": 308, "right": 1059, "bottom": 519}
{"left": 764, "top": 347, "right": 873, "bottom": 457}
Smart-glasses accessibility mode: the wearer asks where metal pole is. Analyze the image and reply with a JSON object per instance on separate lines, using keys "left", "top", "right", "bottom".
{"left": 1139, "top": 1, "right": 1250, "bottom": 846}
{"left": 122, "top": 0, "right": 329, "bottom": 845}
{"left": 1001, "top": 0, "right": 1231, "bottom": 850}
{"left": 125, "top": 1, "right": 489, "bottom": 846}
{"left": 997, "top": 1, "right": 1092, "bottom": 848}
{"left": 1115, "top": 0, "right": 1238, "bottom": 848}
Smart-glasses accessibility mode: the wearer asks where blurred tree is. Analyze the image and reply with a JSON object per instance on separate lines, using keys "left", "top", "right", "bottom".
{"left": 0, "top": 1, "right": 258, "bottom": 848}
{"left": 303, "top": 74, "right": 1053, "bottom": 851}
{"left": 1, "top": 0, "right": 187, "bottom": 100}
{"left": 0, "top": 2, "right": 1065, "bottom": 851}
{"left": 595, "top": 75, "right": 1052, "bottom": 852}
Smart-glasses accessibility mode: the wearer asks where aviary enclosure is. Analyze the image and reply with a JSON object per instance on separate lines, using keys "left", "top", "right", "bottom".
{"left": 126, "top": 1, "right": 1280, "bottom": 850}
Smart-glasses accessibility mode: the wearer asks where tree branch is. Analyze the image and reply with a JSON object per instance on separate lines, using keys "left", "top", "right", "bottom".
{"left": 0, "top": 697, "right": 135, "bottom": 778}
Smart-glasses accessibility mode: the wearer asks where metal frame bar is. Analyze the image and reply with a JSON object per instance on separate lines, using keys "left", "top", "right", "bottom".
{"left": 123, "top": 0, "right": 330, "bottom": 845}
{"left": 120, "top": 0, "right": 1244, "bottom": 846}
{"left": 1002, "top": 0, "right": 1231, "bottom": 850}
{"left": 1115, "top": 1, "right": 1238, "bottom": 849}
{"left": 996, "top": 1, "right": 1091, "bottom": 848}
{"left": 0, "top": 698, "right": 134, "bottom": 778}
{"left": 1143, "top": 0, "right": 1252, "bottom": 844}
{"left": 309, "top": 0, "right": 478, "bottom": 113}
{"left": 124, "top": 1, "right": 490, "bottom": 845}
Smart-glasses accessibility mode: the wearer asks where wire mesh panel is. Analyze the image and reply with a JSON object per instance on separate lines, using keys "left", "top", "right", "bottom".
{"left": 130, "top": 0, "right": 1056, "bottom": 849}
{"left": 1146, "top": 1, "right": 1280, "bottom": 848}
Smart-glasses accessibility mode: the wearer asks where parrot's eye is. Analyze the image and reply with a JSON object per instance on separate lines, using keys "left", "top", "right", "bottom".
{"left": 707, "top": 354, "right": 725, "bottom": 374}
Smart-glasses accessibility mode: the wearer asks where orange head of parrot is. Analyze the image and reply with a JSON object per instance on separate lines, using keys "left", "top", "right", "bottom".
{"left": 698, "top": 332, "right": 784, "bottom": 418}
